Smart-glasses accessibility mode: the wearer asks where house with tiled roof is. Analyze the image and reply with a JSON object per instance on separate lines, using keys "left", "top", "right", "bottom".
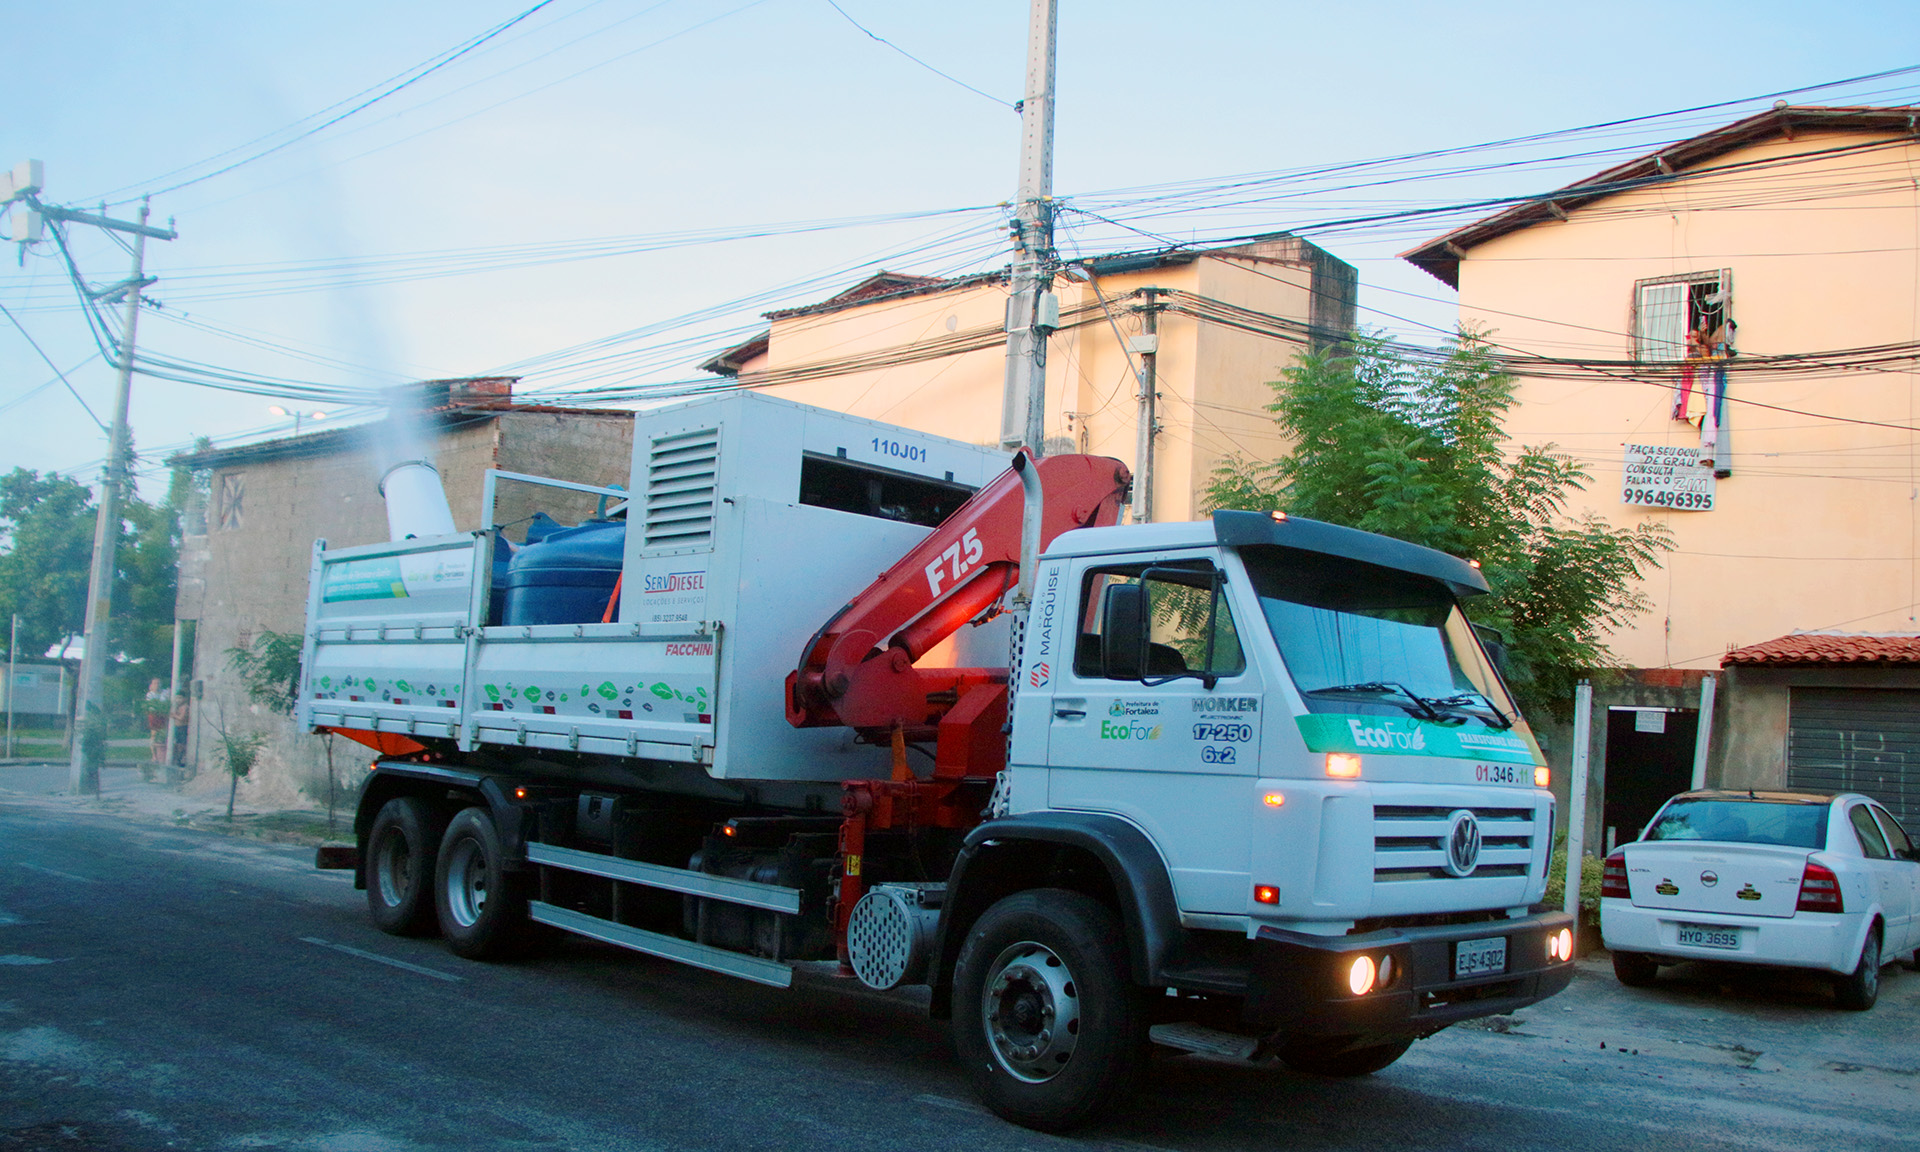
{"left": 698, "top": 234, "right": 1357, "bottom": 523}
{"left": 1404, "top": 105, "right": 1920, "bottom": 845}
{"left": 1717, "top": 632, "right": 1920, "bottom": 827}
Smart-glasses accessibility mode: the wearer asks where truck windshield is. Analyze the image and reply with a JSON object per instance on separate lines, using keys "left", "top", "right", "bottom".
{"left": 1240, "top": 549, "right": 1526, "bottom": 736}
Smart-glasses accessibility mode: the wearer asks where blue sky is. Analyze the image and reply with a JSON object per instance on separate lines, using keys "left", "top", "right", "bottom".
{"left": 4, "top": 0, "right": 1918, "bottom": 495}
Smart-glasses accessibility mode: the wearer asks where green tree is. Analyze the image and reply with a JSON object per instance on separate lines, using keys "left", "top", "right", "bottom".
{"left": 0, "top": 469, "right": 96, "bottom": 660}
{"left": 1203, "top": 330, "right": 1671, "bottom": 719}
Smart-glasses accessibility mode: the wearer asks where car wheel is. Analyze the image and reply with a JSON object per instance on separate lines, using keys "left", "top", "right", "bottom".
{"left": 951, "top": 888, "right": 1149, "bottom": 1132}
{"left": 365, "top": 796, "right": 441, "bottom": 936}
{"left": 1611, "top": 950, "right": 1660, "bottom": 988}
{"left": 435, "top": 806, "right": 537, "bottom": 961}
{"left": 1833, "top": 926, "right": 1881, "bottom": 1011}
{"left": 1279, "top": 1036, "right": 1414, "bottom": 1077}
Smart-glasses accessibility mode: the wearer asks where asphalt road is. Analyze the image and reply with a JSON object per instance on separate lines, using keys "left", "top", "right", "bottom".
{"left": 2, "top": 774, "right": 1915, "bottom": 1152}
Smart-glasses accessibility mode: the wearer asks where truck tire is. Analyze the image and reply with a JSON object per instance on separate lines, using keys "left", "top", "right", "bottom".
{"left": 1833, "top": 926, "right": 1881, "bottom": 1011}
{"left": 1278, "top": 1036, "right": 1413, "bottom": 1078}
{"left": 435, "top": 806, "right": 535, "bottom": 961}
{"left": 1611, "top": 950, "right": 1660, "bottom": 988}
{"left": 366, "top": 796, "right": 441, "bottom": 937}
{"left": 951, "top": 888, "right": 1149, "bottom": 1132}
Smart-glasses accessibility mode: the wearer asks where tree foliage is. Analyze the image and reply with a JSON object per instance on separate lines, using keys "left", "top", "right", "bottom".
{"left": 0, "top": 463, "right": 184, "bottom": 715}
{"left": 0, "top": 469, "right": 96, "bottom": 659}
{"left": 1203, "top": 331, "right": 1672, "bottom": 719}
{"left": 227, "top": 630, "right": 304, "bottom": 714}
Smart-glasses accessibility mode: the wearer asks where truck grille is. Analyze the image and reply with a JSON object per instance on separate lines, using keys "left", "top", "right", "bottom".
{"left": 1372, "top": 804, "right": 1536, "bottom": 883}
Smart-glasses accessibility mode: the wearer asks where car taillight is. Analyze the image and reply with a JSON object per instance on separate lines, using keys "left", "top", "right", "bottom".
{"left": 1600, "top": 851, "right": 1629, "bottom": 899}
{"left": 1796, "top": 861, "right": 1844, "bottom": 913}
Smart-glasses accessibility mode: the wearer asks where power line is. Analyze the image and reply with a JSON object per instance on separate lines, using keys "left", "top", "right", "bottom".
{"left": 96, "top": 0, "right": 564, "bottom": 203}
{"left": 0, "top": 300, "right": 107, "bottom": 431}
{"left": 822, "top": 0, "right": 1014, "bottom": 109}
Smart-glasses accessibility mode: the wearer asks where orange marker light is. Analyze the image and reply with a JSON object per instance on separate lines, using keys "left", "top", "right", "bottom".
{"left": 1534, "top": 766, "right": 1551, "bottom": 788}
{"left": 1262, "top": 792, "right": 1286, "bottom": 807}
{"left": 1270, "top": 510, "right": 1287, "bottom": 522}
{"left": 513, "top": 786, "right": 529, "bottom": 800}
{"left": 1326, "top": 752, "right": 1362, "bottom": 779}
{"left": 1254, "top": 885, "right": 1280, "bottom": 905}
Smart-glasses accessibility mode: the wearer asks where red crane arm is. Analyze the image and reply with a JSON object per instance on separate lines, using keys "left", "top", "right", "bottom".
{"left": 785, "top": 450, "right": 1130, "bottom": 745}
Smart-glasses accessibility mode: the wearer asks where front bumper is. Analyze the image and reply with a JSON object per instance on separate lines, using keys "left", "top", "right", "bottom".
{"left": 1241, "top": 910, "right": 1577, "bottom": 1037}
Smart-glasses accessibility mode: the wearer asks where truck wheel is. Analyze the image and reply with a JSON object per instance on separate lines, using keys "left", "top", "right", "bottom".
{"left": 1611, "top": 950, "right": 1660, "bottom": 988}
{"left": 951, "top": 888, "right": 1148, "bottom": 1132}
{"left": 1833, "top": 927, "right": 1881, "bottom": 1011}
{"left": 366, "top": 796, "right": 440, "bottom": 937}
{"left": 1278, "top": 1036, "right": 1413, "bottom": 1078}
{"left": 435, "top": 806, "right": 534, "bottom": 961}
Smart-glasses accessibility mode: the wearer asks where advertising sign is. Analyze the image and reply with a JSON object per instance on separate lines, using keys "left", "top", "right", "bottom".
{"left": 1621, "top": 444, "right": 1715, "bottom": 511}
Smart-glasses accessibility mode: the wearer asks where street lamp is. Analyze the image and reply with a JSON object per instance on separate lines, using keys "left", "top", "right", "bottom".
{"left": 267, "top": 405, "right": 329, "bottom": 436}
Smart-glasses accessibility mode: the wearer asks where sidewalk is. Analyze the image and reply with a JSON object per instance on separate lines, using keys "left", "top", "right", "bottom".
{"left": 0, "top": 758, "right": 349, "bottom": 847}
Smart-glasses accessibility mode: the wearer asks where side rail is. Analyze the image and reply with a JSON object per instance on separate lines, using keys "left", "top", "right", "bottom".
{"left": 299, "top": 533, "right": 484, "bottom": 742}
{"left": 298, "top": 471, "right": 718, "bottom": 764}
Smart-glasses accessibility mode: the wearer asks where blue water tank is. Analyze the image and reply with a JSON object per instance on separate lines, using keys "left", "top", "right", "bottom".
{"left": 501, "top": 518, "right": 627, "bottom": 626}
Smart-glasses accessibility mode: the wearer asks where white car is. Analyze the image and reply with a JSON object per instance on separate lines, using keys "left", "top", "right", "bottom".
{"left": 1600, "top": 790, "right": 1920, "bottom": 1010}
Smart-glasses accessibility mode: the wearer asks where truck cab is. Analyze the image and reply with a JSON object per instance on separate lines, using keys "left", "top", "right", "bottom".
{"left": 936, "top": 509, "right": 1571, "bottom": 1125}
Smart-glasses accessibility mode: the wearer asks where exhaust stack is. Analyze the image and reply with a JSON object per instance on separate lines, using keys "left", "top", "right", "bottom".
{"left": 379, "top": 459, "right": 457, "bottom": 541}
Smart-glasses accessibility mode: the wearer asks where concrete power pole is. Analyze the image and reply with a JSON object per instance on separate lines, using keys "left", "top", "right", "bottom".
{"left": 26, "top": 189, "right": 178, "bottom": 795}
{"left": 1131, "top": 288, "right": 1160, "bottom": 523}
{"left": 999, "top": 0, "right": 1059, "bottom": 453}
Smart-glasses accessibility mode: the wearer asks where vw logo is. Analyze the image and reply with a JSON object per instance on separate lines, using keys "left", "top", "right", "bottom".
{"left": 1699, "top": 870, "right": 1719, "bottom": 888}
{"left": 1443, "top": 809, "right": 1482, "bottom": 877}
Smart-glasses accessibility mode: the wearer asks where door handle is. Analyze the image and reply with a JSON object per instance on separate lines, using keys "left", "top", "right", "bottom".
{"left": 1054, "top": 708, "right": 1086, "bottom": 719}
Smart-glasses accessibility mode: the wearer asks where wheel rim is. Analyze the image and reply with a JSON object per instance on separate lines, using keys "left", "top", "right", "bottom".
{"left": 374, "top": 829, "right": 412, "bottom": 908}
{"left": 444, "top": 836, "right": 488, "bottom": 928}
{"left": 981, "top": 940, "right": 1081, "bottom": 1083}
{"left": 1861, "top": 936, "right": 1880, "bottom": 998}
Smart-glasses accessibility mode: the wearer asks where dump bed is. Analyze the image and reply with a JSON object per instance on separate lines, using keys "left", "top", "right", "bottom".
{"left": 296, "top": 393, "right": 1009, "bottom": 783}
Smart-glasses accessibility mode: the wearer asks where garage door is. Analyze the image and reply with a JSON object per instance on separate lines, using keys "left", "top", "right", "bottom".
{"left": 1788, "top": 687, "right": 1920, "bottom": 828}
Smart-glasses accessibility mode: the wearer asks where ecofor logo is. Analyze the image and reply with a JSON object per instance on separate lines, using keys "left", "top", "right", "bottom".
{"left": 1346, "top": 719, "right": 1427, "bottom": 752}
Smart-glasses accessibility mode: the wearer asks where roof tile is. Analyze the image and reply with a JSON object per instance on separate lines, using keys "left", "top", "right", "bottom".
{"left": 1722, "top": 632, "right": 1920, "bottom": 666}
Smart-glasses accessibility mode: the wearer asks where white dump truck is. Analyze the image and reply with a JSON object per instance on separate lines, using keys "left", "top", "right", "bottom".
{"left": 302, "top": 391, "right": 1574, "bottom": 1130}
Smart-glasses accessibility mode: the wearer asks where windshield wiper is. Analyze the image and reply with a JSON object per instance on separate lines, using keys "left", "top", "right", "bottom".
{"left": 1431, "top": 691, "right": 1514, "bottom": 730}
{"left": 1306, "top": 681, "right": 1450, "bottom": 723}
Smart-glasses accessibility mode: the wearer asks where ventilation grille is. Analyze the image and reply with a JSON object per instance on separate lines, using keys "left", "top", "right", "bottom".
{"left": 644, "top": 427, "right": 719, "bottom": 551}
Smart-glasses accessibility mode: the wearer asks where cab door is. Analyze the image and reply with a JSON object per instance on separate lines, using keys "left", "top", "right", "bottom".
{"left": 1045, "top": 554, "right": 1262, "bottom": 914}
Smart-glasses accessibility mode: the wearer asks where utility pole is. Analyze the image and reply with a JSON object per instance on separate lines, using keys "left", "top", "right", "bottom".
{"left": 1131, "top": 289, "right": 1160, "bottom": 523}
{"left": 7, "top": 167, "right": 179, "bottom": 795}
{"left": 999, "top": 0, "right": 1058, "bottom": 453}
{"left": 6, "top": 614, "right": 16, "bottom": 759}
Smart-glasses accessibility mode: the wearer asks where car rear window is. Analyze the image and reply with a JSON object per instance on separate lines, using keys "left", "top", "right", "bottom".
{"left": 1644, "top": 799, "right": 1828, "bottom": 849}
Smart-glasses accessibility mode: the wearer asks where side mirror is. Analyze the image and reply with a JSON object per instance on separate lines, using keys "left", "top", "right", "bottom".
{"left": 1100, "top": 582, "right": 1149, "bottom": 680}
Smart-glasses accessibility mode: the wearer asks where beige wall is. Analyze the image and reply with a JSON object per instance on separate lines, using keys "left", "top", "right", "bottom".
{"left": 747, "top": 244, "right": 1333, "bottom": 522}
{"left": 1455, "top": 131, "right": 1920, "bottom": 669}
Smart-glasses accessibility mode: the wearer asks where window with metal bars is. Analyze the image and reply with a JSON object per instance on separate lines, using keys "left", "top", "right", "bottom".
{"left": 1631, "top": 269, "right": 1732, "bottom": 362}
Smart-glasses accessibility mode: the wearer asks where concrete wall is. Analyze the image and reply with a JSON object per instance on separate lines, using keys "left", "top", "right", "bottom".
{"left": 1711, "top": 664, "right": 1920, "bottom": 790}
{"left": 1451, "top": 130, "right": 1920, "bottom": 670}
{"left": 177, "top": 411, "right": 632, "bottom": 810}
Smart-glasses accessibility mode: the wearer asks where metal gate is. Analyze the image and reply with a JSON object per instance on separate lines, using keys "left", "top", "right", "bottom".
{"left": 1787, "top": 687, "right": 1920, "bottom": 828}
